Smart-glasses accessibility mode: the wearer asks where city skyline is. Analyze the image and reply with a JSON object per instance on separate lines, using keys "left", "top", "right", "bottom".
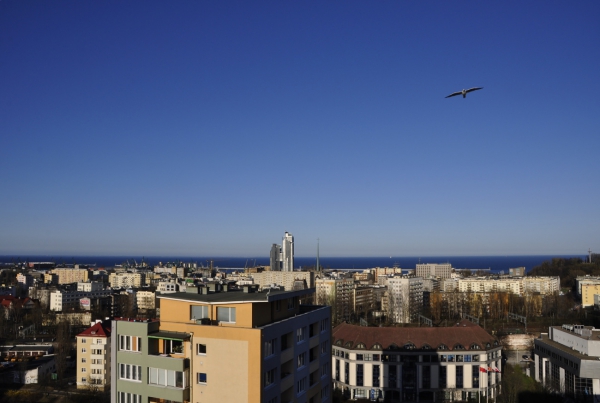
{"left": 1, "top": 2, "right": 599, "bottom": 257}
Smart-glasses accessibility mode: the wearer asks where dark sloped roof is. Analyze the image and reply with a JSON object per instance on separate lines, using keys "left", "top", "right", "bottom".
{"left": 332, "top": 319, "right": 497, "bottom": 351}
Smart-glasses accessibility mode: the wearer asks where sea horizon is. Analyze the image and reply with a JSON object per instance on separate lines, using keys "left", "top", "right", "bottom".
{"left": 0, "top": 254, "right": 586, "bottom": 273}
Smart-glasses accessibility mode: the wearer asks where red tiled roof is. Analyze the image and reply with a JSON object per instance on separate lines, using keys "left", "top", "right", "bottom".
{"left": 332, "top": 319, "right": 497, "bottom": 351}
{"left": 77, "top": 321, "right": 111, "bottom": 338}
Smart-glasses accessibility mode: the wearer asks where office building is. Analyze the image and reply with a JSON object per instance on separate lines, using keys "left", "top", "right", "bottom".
{"left": 77, "top": 320, "right": 111, "bottom": 391}
{"left": 534, "top": 324, "right": 600, "bottom": 400}
{"left": 282, "top": 232, "right": 294, "bottom": 272}
{"left": 112, "top": 285, "right": 331, "bottom": 403}
{"left": 416, "top": 264, "right": 452, "bottom": 280}
{"left": 332, "top": 319, "right": 502, "bottom": 401}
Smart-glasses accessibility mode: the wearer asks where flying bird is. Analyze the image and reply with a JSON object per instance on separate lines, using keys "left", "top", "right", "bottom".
{"left": 445, "top": 87, "right": 483, "bottom": 99}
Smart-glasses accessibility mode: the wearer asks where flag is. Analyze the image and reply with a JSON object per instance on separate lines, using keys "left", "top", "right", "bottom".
{"left": 479, "top": 366, "right": 487, "bottom": 373}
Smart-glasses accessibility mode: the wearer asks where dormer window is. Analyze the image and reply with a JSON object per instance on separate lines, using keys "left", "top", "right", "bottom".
{"left": 454, "top": 344, "right": 464, "bottom": 350}
{"left": 438, "top": 344, "right": 448, "bottom": 351}
{"left": 345, "top": 342, "right": 353, "bottom": 349}
{"left": 373, "top": 343, "right": 382, "bottom": 350}
{"left": 404, "top": 343, "right": 416, "bottom": 350}
{"left": 421, "top": 344, "right": 432, "bottom": 350}
{"left": 335, "top": 340, "right": 342, "bottom": 346}
{"left": 470, "top": 344, "right": 481, "bottom": 350}
{"left": 356, "top": 343, "right": 366, "bottom": 349}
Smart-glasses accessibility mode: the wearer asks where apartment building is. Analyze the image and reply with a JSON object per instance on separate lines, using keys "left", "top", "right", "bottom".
{"left": 46, "top": 268, "right": 89, "bottom": 284}
{"left": 112, "top": 285, "right": 331, "bottom": 403}
{"left": 332, "top": 319, "right": 502, "bottom": 402}
{"left": 77, "top": 320, "right": 111, "bottom": 391}
{"left": 50, "top": 289, "right": 113, "bottom": 311}
{"left": 386, "top": 276, "right": 423, "bottom": 324}
{"left": 456, "top": 276, "right": 559, "bottom": 296}
{"left": 576, "top": 276, "right": 600, "bottom": 296}
{"left": 353, "top": 287, "right": 373, "bottom": 318}
{"left": 534, "top": 324, "right": 600, "bottom": 401}
{"left": 109, "top": 272, "right": 147, "bottom": 288}
{"left": 252, "top": 271, "right": 315, "bottom": 291}
{"left": 316, "top": 278, "right": 354, "bottom": 324}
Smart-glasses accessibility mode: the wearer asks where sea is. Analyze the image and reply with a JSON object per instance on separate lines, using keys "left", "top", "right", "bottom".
{"left": 0, "top": 254, "right": 585, "bottom": 274}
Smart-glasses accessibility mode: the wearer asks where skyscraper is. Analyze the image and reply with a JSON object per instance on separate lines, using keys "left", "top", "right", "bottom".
{"left": 269, "top": 243, "right": 282, "bottom": 271}
{"left": 282, "top": 231, "right": 294, "bottom": 271}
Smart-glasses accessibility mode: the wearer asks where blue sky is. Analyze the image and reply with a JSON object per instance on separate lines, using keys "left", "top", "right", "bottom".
{"left": 1, "top": 1, "right": 599, "bottom": 257}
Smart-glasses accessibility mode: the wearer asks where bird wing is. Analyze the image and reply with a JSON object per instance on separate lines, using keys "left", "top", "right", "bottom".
{"left": 445, "top": 91, "right": 462, "bottom": 98}
{"left": 465, "top": 87, "right": 483, "bottom": 93}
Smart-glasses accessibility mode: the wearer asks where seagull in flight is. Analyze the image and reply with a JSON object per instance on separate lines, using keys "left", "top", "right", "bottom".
{"left": 445, "top": 87, "right": 483, "bottom": 99}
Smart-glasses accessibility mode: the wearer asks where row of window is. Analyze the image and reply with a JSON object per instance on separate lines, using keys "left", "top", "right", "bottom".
{"left": 333, "top": 349, "right": 500, "bottom": 363}
{"left": 80, "top": 338, "right": 104, "bottom": 344}
{"left": 335, "top": 341, "right": 498, "bottom": 350}
{"left": 190, "top": 306, "right": 236, "bottom": 323}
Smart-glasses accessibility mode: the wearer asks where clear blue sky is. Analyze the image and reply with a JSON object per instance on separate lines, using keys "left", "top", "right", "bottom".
{"left": 1, "top": 1, "right": 599, "bottom": 257}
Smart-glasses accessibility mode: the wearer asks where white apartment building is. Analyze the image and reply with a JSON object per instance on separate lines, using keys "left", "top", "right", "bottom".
{"left": 316, "top": 277, "right": 355, "bottom": 324}
{"left": 50, "top": 289, "right": 113, "bottom": 312}
{"left": 157, "top": 281, "right": 179, "bottom": 294}
{"left": 136, "top": 291, "right": 155, "bottom": 310}
{"left": 416, "top": 263, "right": 453, "bottom": 279}
{"left": 109, "top": 272, "right": 147, "bottom": 288}
{"left": 457, "top": 276, "right": 559, "bottom": 296}
{"left": 251, "top": 270, "right": 314, "bottom": 291}
{"left": 77, "top": 281, "right": 104, "bottom": 292}
{"left": 386, "top": 276, "right": 423, "bottom": 323}
{"left": 46, "top": 268, "right": 89, "bottom": 284}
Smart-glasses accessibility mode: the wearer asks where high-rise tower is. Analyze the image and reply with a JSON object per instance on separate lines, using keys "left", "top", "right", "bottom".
{"left": 282, "top": 231, "right": 294, "bottom": 271}
{"left": 269, "top": 243, "right": 282, "bottom": 271}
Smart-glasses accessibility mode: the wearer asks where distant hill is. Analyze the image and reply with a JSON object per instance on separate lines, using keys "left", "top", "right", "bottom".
{"left": 529, "top": 257, "right": 600, "bottom": 289}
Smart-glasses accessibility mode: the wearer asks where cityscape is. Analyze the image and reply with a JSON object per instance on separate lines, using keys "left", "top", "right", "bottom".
{"left": 1, "top": 2, "right": 599, "bottom": 403}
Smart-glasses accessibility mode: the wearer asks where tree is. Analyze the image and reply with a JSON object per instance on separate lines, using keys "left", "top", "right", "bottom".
{"left": 55, "top": 319, "right": 72, "bottom": 381}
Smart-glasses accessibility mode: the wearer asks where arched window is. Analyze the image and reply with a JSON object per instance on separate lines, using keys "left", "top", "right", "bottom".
{"left": 470, "top": 343, "right": 480, "bottom": 350}
{"left": 421, "top": 344, "right": 432, "bottom": 350}
{"left": 493, "top": 341, "right": 499, "bottom": 346}
{"left": 373, "top": 343, "right": 382, "bottom": 350}
{"left": 345, "top": 342, "right": 353, "bottom": 349}
{"left": 388, "top": 344, "right": 399, "bottom": 350}
{"left": 356, "top": 343, "right": 366, "bottom": 349}
{"left": 404, "top": 343, "right": 416, "bottom": 350}
{"left": 438, "top": 344, "right": 448, "bottom": 350}
{"left": 335, "top": 340, "right": 342, "bottom": 346}
{"left": 454, "top": 344, "right": 465, "bottom": 350}
{"left": 485, "top": 343, "right": 491, "bottom": 349}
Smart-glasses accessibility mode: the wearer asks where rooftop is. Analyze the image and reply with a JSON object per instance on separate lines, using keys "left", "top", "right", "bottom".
{"left": 158, "top": 288, "right": 314, "bottom": 304}
{"left": 332, "top": 319, "right": 498, "bottom": 351}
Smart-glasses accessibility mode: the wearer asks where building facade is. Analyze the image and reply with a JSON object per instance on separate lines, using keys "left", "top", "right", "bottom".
{"left": 77, "top": 320, "right": 111, "bottom": 391}
{"left": 316, "top": 278, "right": 354, "bottom": 324}
{"left": 112, "top": 286, "right": 332, "bottom": 403}
{"left": 534, "top": 324, "right": 600, "bottom": 401}
{"left": 386, "top": 276, "right": 423, "bottom": 324}
{"left": 282, "top": 232, "right": 294, "bottom": 272}
{"left": 332, "top": 320, "right": 502, "bottom": 402}
{"left": 416, "top": 264, "right": 452, "bottom": 280}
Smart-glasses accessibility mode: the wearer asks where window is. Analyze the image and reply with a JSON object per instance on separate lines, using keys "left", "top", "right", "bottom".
{"left": 373, "top": 365, "right": 380, "bottom": 387}
{"left": 81, "top": 368, "right": 87, "bottom": 373}
{"left": 118, "top": 392, "right": 141, "bottom": 403}
{"left": 439, "top": 366, "right": 447, "bottom": 388}
{"left": 264, "top": 368, "right": 276, "bottom": 387}
{"left": 288, "top": 297, "right": 296, "bottom": 310}
{"left": 149, "top": 367, "right": 186, "bottom": 388}
{"left": 321, "top": 361, "right": 329, "bottom": 378}
{"left": 81, "top": 358, "right": 86, "bottom": 363}
{"left": 456, "top": 365, "right": 463, "bottom": 388}
{"left": 321, "top": 384, "right": 330, "bottom": 400}
{"left": 197, "top": 344, "right": 207, "bottom": 355}
{"left": 81, "top": 348, "right": 87, "bottom": 353}
{"left": 119, "top": 335, "right": 141, "bottom": 352}
{"left": 320, "top": 318, "right": 329, "bottom": 332}
{"left": 164, "top": 339, "right": 183, "bottom": 354}
{"left": 264, "top": 339, "right": 276, "bottom": 357}
{"left": 321, "top": 340, "right": 328, "bottom": 355}
{"left": 191, "top": 305, "right": 209, "bottom": 320}
{"left": 119, "top": 364, "right": 141, "bottom": 381}
{"left": 275, "top": 300, "right": 281, "bottom": 311}
{"left": 96, "top": 339, "right": 102, "bottom": 344}
{"left": 217, "top": 307, "right": 236, "bottom": 323}
{"left": 356, "top": 354, "right": 363, "bottom": 361}
{"left": 297, "top": 352, "right": 306, "bottom": 368}
{"left": 296, "top": 377, "right": 306, "bottom": 395}
{"left": 81, "top": 377, "right": 87, "bottom": 382}
{"left": 197, "top": 372, "right": 207, "bottom": 384}
{"left": 296, "top": 327, "right": 306, "bottom": 343}
{"left": 81, "top": 338, "right": 86, "bottom": 343}
{"left": 356, "top": 364, "right": 364, "bottom": 386}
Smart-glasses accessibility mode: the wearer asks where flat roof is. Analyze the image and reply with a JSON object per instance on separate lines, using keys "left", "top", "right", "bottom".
{"left": 158, "top": 288, "right": 314, "bottom": 304}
